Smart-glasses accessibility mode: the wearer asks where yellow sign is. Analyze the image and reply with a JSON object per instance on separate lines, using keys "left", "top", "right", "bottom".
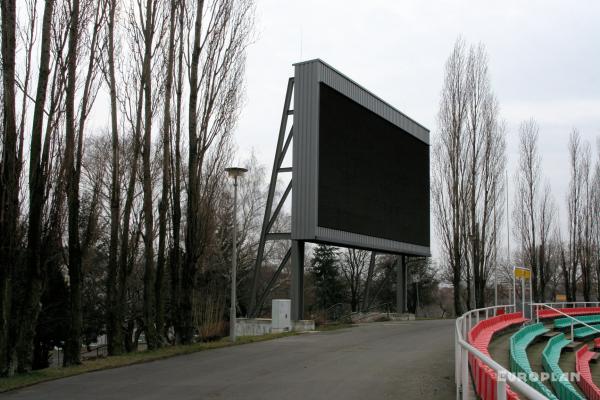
{"left": 514, "top": 267, "right": 531, "bottom": 280}
{"left": 556, "top": 294, "right": 567, "bottom": 302}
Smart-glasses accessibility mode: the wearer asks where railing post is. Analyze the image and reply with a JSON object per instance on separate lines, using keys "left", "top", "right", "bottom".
{"left": 496, "top": 371, "right": 507, "bottom": 400}
{"left": 455, "top": 330, "right": 460, "bottom": 387}
{"left": 571, "top": 320, "right": 574, "bottom": 341}
{"left": 461, "top": 346, "right": 470, "bottom": 400}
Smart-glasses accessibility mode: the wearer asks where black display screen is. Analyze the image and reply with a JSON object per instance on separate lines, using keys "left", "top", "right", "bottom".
{"left": 317, "top": 83, "right": 430, "bottom": 247}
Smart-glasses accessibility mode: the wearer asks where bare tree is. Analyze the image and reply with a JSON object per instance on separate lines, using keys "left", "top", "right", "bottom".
{"left": 182, "top": 0, "right": 206, "bottom": 345}
{"left": 593, "top": 139, "right": 600, "bottom": 300}
{"left": 15, "top": 0, "right": 38, "bottom": 178}
{"left": 64, "top": 0, "right": 106, "bottom": 366}
{"left": 580, "top": 141, "right": 594, "bottom": 301}
{"left": 15, "top": 0, "right": 56, "bottom": 374}
{"left": 104, "top": 0, "right": 123, "bottom": 356}
{"left": 63, "top": 0, "right": 83, "bottom": 366}
{"left": 432, "top": 38, "right": 469, "bottom": 316}
{"left": 155, "top": 0, "right": 179, "bottom": 343}
{"left": 168, "top": 0, "right": 186, "bottom": 342}
{"left": 433, "top": 38, "right": 505, "bottom": 313}
{"left": 140, "top": 0, "right": 159, "bottom": 351}
{"left": 566, "top": 130, "right": 584, "bottom": 300}
{"left": 341, "top": 249, "right": 369, "bottom": 312}
{"left": 464, "top": 44, "right": 506, "bottom": 308}
{"left": 182, "top": 0, "right": 254, "bottom": 343}
{"left": 117, "top": 0, "right": 146, "bottom": 354}
{"left": 512, "top": 122, "right": 557, "bottom": 302}
{"left": 538, "top": 183, "right": 556, "bottom": 300}
{"left": 513, "top": 120, "right": 546, "bottom": 301}
{"left": 0, "top": 0, "right": 254, "bottom": 369}
{"left": 0, "top": 0, "right": 18, "bottom": 377}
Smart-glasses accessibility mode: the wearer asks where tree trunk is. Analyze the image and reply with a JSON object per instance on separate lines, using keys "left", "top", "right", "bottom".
{"left": 117, "top": 75, "right": 144, "bottom": 354}
{"left": 15, "top": 0, "right": 55, "bottom": 373}
{"left": 141, "top": 0, "right": 158, "bottom": 350}
{"left": 539, "top": 245, "right": 546, "bottom": 301}
{"left": 64, "top": 0, "right": 82, "bottom": 367}
{"left": 182, "top": 0, "right": 205, "bottom": 345}
{"left": 106, "top": 0, "right": 123, "bottom": 356}
{"left": 170, "top": 1, "right": 185, "bottom": 343}
{"left": 561, "top": 249, "right": 572, "bottom": 302}
{"left": 0, "top": 0, "right": 18, "bottom": 377}
{"left": 156, "top": 0, "right": 178, "bottom": 342}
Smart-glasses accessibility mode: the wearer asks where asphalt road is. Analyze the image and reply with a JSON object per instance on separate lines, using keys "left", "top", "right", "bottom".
{"left": 3, "top": 319, "right": 455, "bottom": 400}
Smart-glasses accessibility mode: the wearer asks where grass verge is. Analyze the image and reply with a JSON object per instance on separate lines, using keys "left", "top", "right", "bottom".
{"left": 0, "top": 331, "right": 297, "bottom": 393}
{"left": 316, "top": 322, "right": 355, "bottom": 331}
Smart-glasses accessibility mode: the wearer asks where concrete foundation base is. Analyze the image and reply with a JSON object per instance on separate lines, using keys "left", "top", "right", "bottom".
{"left": 235, "top": 318, "right": 315, "bottom": 337}
{"left": 235, "top": 318, "right": 272, "bottom": 337}
{"left": 292, "top": 320, "right": 315, "bottom": 332}
{"left": 388, "top": 313, "right": 415, "bottom": 321}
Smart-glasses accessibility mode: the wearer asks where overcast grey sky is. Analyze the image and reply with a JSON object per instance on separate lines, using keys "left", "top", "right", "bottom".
{"left": 233, "top": 0, "right": 600, "bottom": 260}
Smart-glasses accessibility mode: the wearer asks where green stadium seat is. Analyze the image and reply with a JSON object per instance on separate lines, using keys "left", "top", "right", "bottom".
{"left": 542, "top": 333, "right": 585, "bottom": 400}
{"left": 573, "top": 324, "right": 600, "bottom": 340}
{"left": 554, "top": 314, "right": 600, "bottom": 330}
{"left": 509, "top": 323, "right": 558, "bottom": 399}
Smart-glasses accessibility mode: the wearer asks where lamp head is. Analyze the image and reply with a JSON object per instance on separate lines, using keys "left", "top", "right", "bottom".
{"left": 225, "top": 167, "right": 248, "bottom": 179}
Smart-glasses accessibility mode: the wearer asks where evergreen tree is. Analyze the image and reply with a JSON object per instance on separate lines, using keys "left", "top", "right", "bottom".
{"left": 310, "top": 245, "right": 345, "bottom": 309}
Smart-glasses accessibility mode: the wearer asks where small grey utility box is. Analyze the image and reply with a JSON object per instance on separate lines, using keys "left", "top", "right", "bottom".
{"left": 271, "top": 299, "right": 292, "bottom": 333}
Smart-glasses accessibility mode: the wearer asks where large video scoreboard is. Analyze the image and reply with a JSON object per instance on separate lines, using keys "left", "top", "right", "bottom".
{"left": 292, "top": 59, "right": 430, "bottom": 256}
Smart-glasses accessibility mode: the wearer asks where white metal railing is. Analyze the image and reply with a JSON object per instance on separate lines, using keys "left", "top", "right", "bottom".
{"left": 532, "top": 302, "right": 600, "bottom": 339}
{"left": 456, "top": 302, "right": 600, "bottom": 400}
{"left": 533, "top": 301, "right": 600, "bottom": 311}
{"left": 455, "top": 304, "right": 547, "bottom": 400}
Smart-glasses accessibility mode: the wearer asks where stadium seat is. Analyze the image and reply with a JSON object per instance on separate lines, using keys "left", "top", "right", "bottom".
{"left": 509, "top": 323, "right": 558, "bottom": 399}
{"left": 573, "top": 324, "right": 600, "bottom": 340}
{"left": 537, "top": 307, "right": 600, "bottom": 319}
{"left": 542, "top": 333, "right": 585, "bottom": 400}
{"left": 468, "top": 312, "right": 526, "bottom": 400}
{"left": 576, "top": 345, "right": 600, "bottom": 400}
{"left": 554, "top": 314, "right": 600, "bottom": 330}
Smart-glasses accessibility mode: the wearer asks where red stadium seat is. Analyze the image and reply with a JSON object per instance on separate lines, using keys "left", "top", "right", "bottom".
{"left": 576, "top": 345, "right": 600, "bottom": 400}
{"left": 468, "top": 312, "right": 526, "bottom": 400}
{"left": 537, "top": 307, "right": 600, "bottom": 319}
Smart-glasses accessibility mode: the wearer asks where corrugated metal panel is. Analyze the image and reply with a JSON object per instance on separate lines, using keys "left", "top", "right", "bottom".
{"left": 291, "top": 61, "right": 319, "bottom": 240}
{"left": 294, "top": 59, "right": 430, "bottom": 144}
{"left": 291, "top": 59, "right": 430, "bottom": 255}
{"left": 315, "top": 227, "right": 430, "bottom": 256}
{"left": 317, "top": 60, "right": 429, "bottom": 144}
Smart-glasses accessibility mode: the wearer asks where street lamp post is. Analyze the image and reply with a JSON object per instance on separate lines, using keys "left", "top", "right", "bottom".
{"left": 225, "top": 167, "right": 247, "bottom": 342}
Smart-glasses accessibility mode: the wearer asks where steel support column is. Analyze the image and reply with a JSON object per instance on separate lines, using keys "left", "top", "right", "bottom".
{"left": 397, "top": 255, "right": 407, "bottom": 314}
{"left": 290, "top": 240, "right": 305, "bottom": 321}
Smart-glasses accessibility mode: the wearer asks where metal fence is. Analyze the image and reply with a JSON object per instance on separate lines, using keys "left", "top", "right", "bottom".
{"left": 455, "top": 304, "right": 548, "bottom": 400}
{"left": 456, "top": 302, "right": 600, "bottom": 399}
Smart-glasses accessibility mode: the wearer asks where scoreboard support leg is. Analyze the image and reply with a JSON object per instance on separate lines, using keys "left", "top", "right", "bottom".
{"left": 397, "top": 255, "right": 407, "bottom": 314}
{"left": 290, "top": 240, "right": 305, "bottom": 321}
{"left": 248, "top": 77, "right": 294, "bottom": 318}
